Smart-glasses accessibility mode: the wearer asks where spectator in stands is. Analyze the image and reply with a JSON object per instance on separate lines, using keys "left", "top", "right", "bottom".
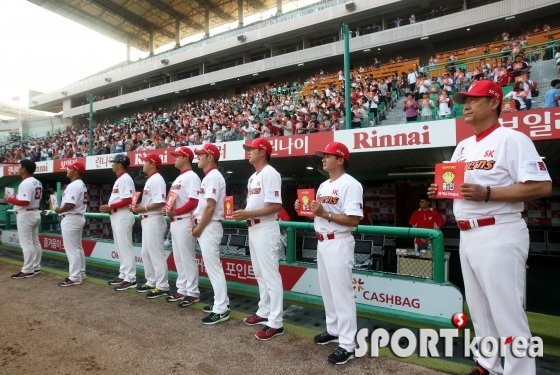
{"left": 419, "top": 92, "right": 435, "bottom": 121}
{"left": 502, "top": 31, "right": 510, "bottom": 41}
{"left": 394, "top": 18, "right": 402, "bottom": 27}
{"left": 544, "top": 36, "right": 557, "bottom": 61}
{"left": 507, "top": 55, "right": 530, "bottom": 79}
{"left": 403, "top": 93, "right": 419, "bottom": 122}
{"left": 429, "top": 77, "right": 441, "bottom": 102}
{"left": 430, "top": 9, "right": 436, "bottom": 18}
{"left": 350, "top": 102, "right": 364, "bottom": 129}
{"left": 409, "top": 14, "right": 416, "bottom": 24}
{"left": 438, "top": 5, "right": 446, "bottom": 17}
{"left": 504, "top": 81, "right": 528, "bottom": 111}
{"left": 531, "top": 47, "right": 542, "bottom": 62}
{"left": 544, "top": 79, "right": 560, "bottom": 108}
{"left": 543, "top": 23, "right": 550, "bottom": 32}
{"left": 407, "top": 69, "right": 418, "bottom": 93}
{"left": 533, "top": 25, "right": 541, "bottom": 33}
{"left": 436, "top": 90, "right": 453, "bottom": 118}
{"left": 522, "top": 73, "right": 536, "bottom": 110}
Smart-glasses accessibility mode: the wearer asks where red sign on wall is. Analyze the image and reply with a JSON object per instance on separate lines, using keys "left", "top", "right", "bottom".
{"left": 255, "top": 132, "right": 334, "bottom": 159}
{"left": 456, "top": 108, "right": 560, "bottom": 143}
{"left": 53, "top": 157, "right": 87, "bottom": 173}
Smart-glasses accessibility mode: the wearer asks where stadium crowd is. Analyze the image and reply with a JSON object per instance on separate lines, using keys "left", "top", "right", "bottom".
{"left": 1, "top": 26, "right": 558, "bottom": 163}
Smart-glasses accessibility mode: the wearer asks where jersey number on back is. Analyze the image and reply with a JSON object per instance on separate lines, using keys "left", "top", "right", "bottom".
{"left": 34, "top": 187, "right": 42, "bottom": 200}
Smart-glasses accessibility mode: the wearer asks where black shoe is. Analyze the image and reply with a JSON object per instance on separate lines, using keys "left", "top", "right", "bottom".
{"left": 327, "top": 346, "right": 355, "bottom": 365}
{"left": 466, "top": 363, "right": 490, "bottom": 375}
{"left": 166, "top": 292, "right": 185, "bottom": 302}
{"left": 314, "top": 331, "right": 339, "bottom": 345}
{"left": 137, "top": 283, "right": 155, "bottom": 293}
{"left": 11, "top": 272, "right": 35, "bottom": 279}
{"left": 114, "top": 280, "right": 137, "bottom": 291}
{"left": 202, "top": 304, "right": 230, "bottom": 313}
{"left": 146, "top": 288, "right": 168, "bottom": 299}
{"left": 201, "top": 311, "right": 230, "bottom": 325}
{"left": 108, "top": 277, "right": 124, "bottom": 286}
{"left": 34, "top": 270, "right": 41, "bottom": 275}
{"left": 179, "top": 295, "right": 200, "bottom": 307}
{"left": 59, "top": 277, "right": 82, "bottom": 287}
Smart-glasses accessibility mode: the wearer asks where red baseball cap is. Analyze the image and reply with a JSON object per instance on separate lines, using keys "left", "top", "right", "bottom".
{"left": 242, "top": 138, "right": 272, "bottom": 155}
{"left": 194, "top": 143, "right": 220, "bottom": 160}
{"left": 170, "top": 146, "right": 194, "bottom": 161}
{"left": 66, "top": 161, "right": 86, "bottom": 174}
{"left": 315, "top": 142, "right": 350, "bottom": 161}
{"left": 454, "top": 80, "right": 503, "bottom": 104}
{"left": 139, "top": 152, "right": 162, "bottom": 167}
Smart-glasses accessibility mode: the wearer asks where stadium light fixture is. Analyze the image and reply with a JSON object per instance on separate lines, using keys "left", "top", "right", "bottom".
{"left": 505, "top": 16, "right": 515, "bottom": 21}
{"left": 161, "top": 59, "right": 169, "bottom": 65}
{"left": 61, "top": 91, "right": 67, "bottom": 95}
{"left": 227, "top": 171, "right": 233, "bottom": 173}
{"left": 143, "top": 99, "right": 148, "bottom": 101}
{"left": 306, "top": 167, "right": 313, "bottom": 170}
{"left": 210, "top": 83, "right": 216, "bottom": 85}
{"left": 253, "top": 73, "right": 258, "bottom": 76}
{"left": 466, "top": 28, "right": 470, "bottom": 31}
{"left": 105, "top": 77, "right": 112, "bottom": 83}
{"left": 345, "top": 2, "right": 355, "bottom": 11}
{"left": 116, "top": 105, "right": 120, "bottom": 108}
{"left": 420, "top": 36, "right": 429, "bottom": 41}
{"left": 237, "top": 35, "right": 246, "bottom": 42}
{"left": 363, "top": 49, "right": 371, "bottom": 53}
{"left": 175, "top": 91, "right": 180, "bottom": 94}
{"left": 298, "top": 63, "right": 304, "bottom": 67}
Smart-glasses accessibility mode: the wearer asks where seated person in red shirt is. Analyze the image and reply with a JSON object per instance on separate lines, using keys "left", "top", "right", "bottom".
{"left": 408, "top": 194, "right": 445, "bottom": 251}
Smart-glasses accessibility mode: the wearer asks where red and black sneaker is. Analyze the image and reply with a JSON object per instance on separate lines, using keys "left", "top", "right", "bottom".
{"left": 108, "top": 277, "right": 124, "bottom": 286}
{"left": 11, "top": 272, "right": 35, "bottom": 279}
{"left": 114, "top": 280, "right": 137, "bottom": 291}
{"left": 178, "top": 295, "right": 200, "bottom": 307}
{"left": 467, "top": 363, "right": 490, "bottom": 375}
{"left": 166, "top": 292, "right": 185, "bottom": 302}
{"left": 243, "top": 314, "right": 269, "bottom": 326}
{"left": 255, "top": 326, "right": 284, "bottom": 341}
{"left": 59, "top": 277, "right": 82, "bottom": 287}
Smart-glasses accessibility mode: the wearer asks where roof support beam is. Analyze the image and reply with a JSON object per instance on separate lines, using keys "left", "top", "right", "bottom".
{"left": 142, "top": 0, "right": 205, "bottom": 31}
{"left": 193, "top": 0, "right": 236, "bottom": 23}
{"left": 89, "top": 0, "right": 176, "bottom": 39}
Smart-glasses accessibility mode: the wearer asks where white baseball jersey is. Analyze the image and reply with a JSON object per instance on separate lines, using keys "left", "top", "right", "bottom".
{"left": 169, "top": 169, "right": 201, "bottom": 218}
{"left": 314, "top": 173, "right": 363, "bottom": 233}
{"left": 108, "top": 173, "right": 135, "bottom": 205}
{"left": 451, "top": 125, "right": 551, "bottom": 219}
{"left": 141, "top": 172, "right": 166, "bottom": 213}
{"left": 15, "top": 177, "right": 42, "bottom": 209}
{"left": 245, "top": 165, "right": 282, "bottom": 220}
{"left": 61, "top": 180, "right": 87, "bottom": 214}
{"left": 193, "top": 168, "right": 225, "bottom": 221}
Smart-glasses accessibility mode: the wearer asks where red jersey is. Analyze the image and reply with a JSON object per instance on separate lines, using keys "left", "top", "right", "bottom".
{"left": 408, "top": 208, "right": 445, "bottom": 244}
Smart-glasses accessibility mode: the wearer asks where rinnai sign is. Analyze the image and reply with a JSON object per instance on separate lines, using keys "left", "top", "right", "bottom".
{"left": 335, "top": 120, "right": 457, "bottom": 152}
{"left": 54, "top": 157, "right": 87, "bottom": 173}
{"left": 456, "top": 108, "right": 560, "bottom": 143}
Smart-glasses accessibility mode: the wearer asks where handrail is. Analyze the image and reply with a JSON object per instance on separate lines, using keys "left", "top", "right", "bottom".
{"left": 5, "top": 210, "right": 446, "bottom": 284}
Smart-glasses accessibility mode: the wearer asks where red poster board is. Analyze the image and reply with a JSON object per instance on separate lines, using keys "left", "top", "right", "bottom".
{"left": 130, "top": 192, "right": 141, "bottom": 209}
{"left": 434, "top": 162, "right": 465, "bottom": 199}
{"left": 223, "top": 196, "right": 234, "bottom": 220}
{"left": 165, "top": 191, "right": 178, "bottom": 211}
{"left": 297, "top": 189, "right": 315, "bottom": 217}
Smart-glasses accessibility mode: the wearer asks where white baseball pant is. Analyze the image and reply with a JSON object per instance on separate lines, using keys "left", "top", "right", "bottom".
{"left": 110, "top": 209, "right": 136, "bottom": 282}
{"left": 248, "top": 220, "right": 283, "bottom": 329}
{"left": 141, "top": 215, "right": 168, "bottom": 290}
{"left": 460, "top": 219, "right": 535, "bottom": 375}
{"left": 198, "top": 221, "right": 229, "bottom": 314}
{"left": 17, "top": 210, "right": 42, "bottom": 274}
{"left": 61, "top": 214, "right": 86, "bottom": 282}
{"left": 317, "top": 234, "right": 357, "bottom": 352}
{"left": 171, "top": 216, "right": 199, "bottom": 297}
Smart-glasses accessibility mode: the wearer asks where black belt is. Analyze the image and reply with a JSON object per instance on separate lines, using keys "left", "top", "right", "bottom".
{"left": 60, "top": 213, "right": 83, "bottom": 219}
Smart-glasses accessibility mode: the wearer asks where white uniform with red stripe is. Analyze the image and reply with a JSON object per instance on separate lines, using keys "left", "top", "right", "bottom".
{"left": 193, "top": 168, "right": 229, "bottom": 314}
{"left": 108, "top": 173, "right": 136, "bottom": 282}
{"left": 60, "top": 180, "right": 87, "bottom": 282}
{"left": 139, "top": 172, "right": 168, "bottom": 290}
{"left": 15, "top": 177, "right": 43, "bottom": 274}
{"left": 245, "top": 165, "right": 283, "bottom": 329}
{"left": 314, "top": 173, "right": 363, "bottom": 353}
{"left": 451, "top": 125, "right": 550, "bottom": 375}
{"left": 169, "top": 169, "right": 201, "bottom": 297}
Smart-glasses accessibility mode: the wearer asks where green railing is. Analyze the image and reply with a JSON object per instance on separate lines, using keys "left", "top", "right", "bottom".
{"left": 5, "top": 210, "right": 446, "bottom": 284}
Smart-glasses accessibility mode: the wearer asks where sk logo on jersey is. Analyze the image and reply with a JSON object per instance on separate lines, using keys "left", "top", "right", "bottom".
{"left": 483, "top": 150, "right": 495, "bottom": 157}
{"left": 331, "top": 189, "right": 339, "bottom": 195}
{"left": 171, "top": 183, "right": 181, "bottom": 190}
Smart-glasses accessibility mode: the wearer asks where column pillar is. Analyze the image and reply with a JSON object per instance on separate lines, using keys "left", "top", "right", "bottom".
{"left": 175, "top": 18, "right": 181, "bottom": 48}
{"left": 381, "top": 15, "right": 386, "bottom": 31}
{"left": 276, "top": 0, "right": 282, "bottom": 15}
{"left": 149, "top": 30, "right": 154, "bottom": 56}
{"left": 243, "top": 52, "right": 250, "bottom": 64}
{"left": 126, "top": 37, "right": 131, "bottom": 62}
{"left": 463, "top": 0, "right": 467, "bottom": 10}
{"left": 270, "top": 46, "right": 278, "bottom": 57}
{"left": 238, "top": 0, "right": 244, "bottom": 27}
{"left": 205, "top": 7, "right": 210, "bottom": 38}
{"left": 302, "top": 36, "right": 309, "bottom": 49}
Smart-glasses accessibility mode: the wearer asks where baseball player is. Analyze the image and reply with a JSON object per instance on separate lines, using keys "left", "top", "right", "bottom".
{"left": 192, "top": 143, "right": 230, "bottom": 325}
{"left": 100, "top": 154, "right": 137, "bottom": 291}
{"left": 55, "top": 161, "right": 87, "bottom": 287}
{"left": 163, "top": 147, "right": 201, "bottom": 306}
{"left": 233, "top": 138, "right": 283, "bottom": 341}
{"left": 408, "top": 194, "right": 445, "bottom": 251}
{"left": 294, "top": 142, "right": 363, "bottom": 365}
{"left": 2, "top": 160, "right": 43, "bottom": 279}
{"left": 428, "top": 80, "right": 551, "bottom": 375}
{"left": 130, "top": 153, "right": 168, "bottom": 298}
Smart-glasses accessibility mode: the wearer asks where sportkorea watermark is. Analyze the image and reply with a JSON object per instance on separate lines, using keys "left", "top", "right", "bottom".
{"left": 356, "top": 313, "right": 543, "bottom": 359}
